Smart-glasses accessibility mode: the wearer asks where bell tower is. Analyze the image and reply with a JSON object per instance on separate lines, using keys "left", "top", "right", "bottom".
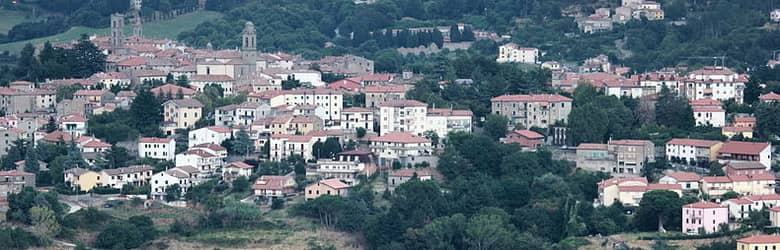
{"left": 242, "top": 21, "right": 256, "bottom": 52}
{"left": 110, "top": 13, "right": 125, "bottom": 47}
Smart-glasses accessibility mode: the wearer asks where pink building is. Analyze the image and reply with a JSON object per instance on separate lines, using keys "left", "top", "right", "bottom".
{"left": 682, "top": 201, "right": 728, "bottom": 235}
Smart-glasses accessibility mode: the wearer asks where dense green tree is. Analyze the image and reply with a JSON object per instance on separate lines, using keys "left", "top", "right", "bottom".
{"left": 30, "top": 206, "right": 61, "bottom": 239}
{"left": 129, "top": 89, "right": 164, "bottom": 136}
{"left": 175, "top": 75, "right": 190, "bottom": 88}
{"left": 165, "top": 184, "right": 182, "bottom": 202}
{"left": 67, "top": 35, "right": 107, "bottom": 78}
{"left": 656, "top": 87, "right": 694, "bottom": 130}
{"left": 483, "top": 114, "right": 508, "bottom": 141}
{"left": 3, "top": 138, "right": 28, "bottom": 170}
{"left": 282, "top": 75, "right": 302, "bottom": 90}
{"left": 46, "top": 116, "right": 58, "bottom": 133}
{"left": 708, "top": 161, "right": 725, "bottom": 176}
{"left": 230, "top": 128, "right": 255, "bottom": 156}
{"left": 231, "top": 176, "right": 250, "bottom": 193}
{"left": 312, "top": 137, "right": 342, "bottom": 159}
{"left": 635, "top": 190, "right": 685, "bottom": 232}
{"left": 24, "top": 142, "right": 40, "bottom": 173}
{"left": 15, "top": 43, "right": 41, "bottom": 81}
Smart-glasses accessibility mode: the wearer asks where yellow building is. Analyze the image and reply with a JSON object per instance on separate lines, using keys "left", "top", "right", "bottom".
{"left": 162, "top": 99, "right": 204, "bottom": 132}
{"left": 305, "top": 179, "right": 350, "bottom": 200}
{"left": 722, "top": 126, "right": 753, "bottom": 139}
{"left": 63, "top": 168, "right": 102, "bottom": 191}
{"left": 737, "top": 235, "right": 780, "bottom": 250}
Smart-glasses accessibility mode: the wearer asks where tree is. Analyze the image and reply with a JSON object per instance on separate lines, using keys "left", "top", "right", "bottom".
{"left": 465, "top": 208, "right": 518, "bottom": 250}
{"left": 96, "top": 216, "right": 156, "bottom": 249}
{"left": 483, "top": 114, "right": 508, "bottom": 141}
{"left": 175, "top": 75, "right": 190, "bottom": 88}
{"left": 636, "top": 190, "right": 684, "bottom": 232}
{"left": 129, "top": 89, "right": 163, "bottom": 136}
{"left": 24, "top": 142, "right": 40, "bottom": 173}
{"left": 103, "top": 145, "right": 133, "bottom": 169}
{"left": 15, "top": 43, "right": 41, "bottom": 81}
{"left": 165, "top": 184, "right": 181, "bottom": 202}
{"left": 461, "top": 26, "right": 476, "bottom": 41}
{"left": 721, "top": 191, "right": 740, "bottom": 200}
{"left": 67, "top": 34, "right": 107, "bottom": 78}
{"left": 568, "top": 103, "right": 608, "bottom": 145}
{"left": 64, "top": 140, "right": 86, "bottom": 169}
{"left": 423, "top": 130, "right": 440, "bottom": 147}
{"left": 282, "top": 75, "right": 302, "bottom": 90}
{"left": 45, "top": 116, "right": 57, "bottom": 133}
{"left": 231, "top": 176, "right": 249, "bottom": 193}
{"left": 312, "top": 138, "right": 342, "bottom": 159}
{"left": 708, "top": 161, "right": 725, "bottom": 176}
{"left": 356, "top": 127, "right": 366, "bottom": 138}
{"left": 449, "top": 24, "right": 462, "bottom": 43}
{"left": 230, "top": 128, "right": 255, "bottom": 156}
{"left": 3, "top": 138, "right": 28, "bottom": 170}
{"left": 30, "top": 206, "right": 61, "bottom": 238}
{"left": 656, "top": 86, "right": 694, "bottom": 130}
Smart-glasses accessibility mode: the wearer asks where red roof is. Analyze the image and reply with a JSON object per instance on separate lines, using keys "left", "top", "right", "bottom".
{"left": 377, "top": 100, "right": 427, "bottom": 108}
{"left": 725, "top": 198, "right": 752, "bottom": 205}
{"left": 252, "top": 175, "right": 294, "bottom": 190}
{"left": 193, "top": 143, "right": 227, "bottom": 152}
{"left": 83, "top": 140, "right": 112, "bottom": 148}
{"left": 190, "top": 74, "right": 234, "bottom": 82}
{"left": 151, "top": 84, "right": 197, "bottom": 96}
{"left": 373, "top": 132, "right": 431, "bottom": 144}
{"left": 719, "top": 141, "right": 770, "bottom": 155}
{"left": 692, "top": 106, "right": 724, "bottom": 112}
{"left": 647, "top": 183, "right": 682, "bottom": 190}
{"left": 759, "top": 92, "right": 780, "bottom": 101}
{"left": 490, "top": 94, "right": 572, "bottom": 103}
{"left": 427, "top": 108, "right": 473, "bottom": 117}
{"left": 683, "top": 201, "right": 723, "bottom": 209}
{"left": 664, "top": 172, "right": 701, "bottom": 182}
{"left": 689, "top": 98, "right": 723, "bottom": 106}
{"left": 701, "top": 176, "right": 732, "bottom": 183}
{"left": 342, "top": 107, "right": 373, "bottom": 113}
{"left": 327, "top": 79, "right": 361, "bottom": 91}
{"left": 227, "top": 161, "right": 253, "bottom": 169}
{"left": 390, "top": 168, "right": 433, "bottom": 177}
{"left": 597, "top": 177, "right": 647, "bottom": 189}
{"left": 0, "top": 170, "right": 34, "bottom": 176}
{"left": 364, "top": 85, "right": 407, "bottom": 93}
{"left": 610, "top": 139, "right": 652, "bottom": 146}
{"left": 666, "top": 138, "right": 721, "bottom": 148}
{"left": 734, "top": 116, "right": 756, "bottom": 123}
{"left": 738, "top": 235, "right": 780, "bottom": 244}
{"left": 117, "top": 57, "right": 147, "bottom": 67}
{"left": 41, "top": 131, "right": 73, "bottom": 143}
{"left": 513, "top": 130, "right": 544, "bottom": 139}
{"left": 722, "top": 126, "right": 753, "bottom": 133}
{"left": 770, "top": 206, "right": 780, "bottom": 212}
{"left": 319, "top": 179, "right": 350, "bottom": 189}
{"left": 348, "top": 73, "right": 394, "bottom": 83}
{"left": 74, "top": 90, "right": 108, "bottom": 97}
{"left": 745, "top": 194, "right": 780, "bottom": 201}
{"left": 139, "top": 137, "right": 173, "bottom": 144}
{"left": 577, "top": 143, "right": 608, "bottom": 150}
{"left": 206, "top": 126, "right": 231, "bottom": 133}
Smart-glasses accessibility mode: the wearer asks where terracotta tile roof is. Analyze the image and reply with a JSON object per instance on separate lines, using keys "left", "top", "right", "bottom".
{"left": 227, "top": 161, "right": 253, "bottom": 169}
{"left": 577, "top": 143, "right": 608, "bottom": 150}
{"left": 165, "top": 98, "right": 204, "bottom": 108}
{"left": 347, "top": 73, "right": 394, "bottom": 82}
{"left": 734, "top": 117, "right": 756, "bottom": 123}
{"left": 490, "top": 94, "right": 572, "bottom": 103}
{"left": 319, "top": 178, "right": 350, "bottom": 189}
{"left": 134, "top": 69, "right": 167, "bottom": 77}
{"left": 64, "top": 168, "right": 90, "bottom": 175}
{"left": 190, "top": 74, "right": 234, "bottom": 82}
{"left": 364, "top": 85, "right": 407, "bottom": 93}
{"left": 373, "top": 132, "right": 431, "bottom": 144}
{"left": 117, "top": 57, "right": 147, "bottom": 67}
{"left": 722, "top": 126, "right": 753, "bottom": 133}
{"left": 689, "top": 67, "right": 737, "bottom": 76}
{"left": 41, "top": 131, "right": 73, "bottom": 143}
{"left": 647, "top": 183, "right": 682, "bottom": 190}
{"left": 597, "top": 177, "right": 648, "bottom": 189}
{"left": 206, "top": 126, "right": 231, "bottom": 133}
{"left": 689, "top": 98, "right": 723, "bottom": 106}
{"left": 342, "top": 107, "right": 373, "bottom": 113}
{"left": 610, "top": 139, "right": 652, "bottom": 146}
{"left": 738, "top": 235, "right": 780, "bottom": 244}
{"left": 666, "top": 138, "right": 721, "bottom": 148}
{"left": 102, "top": 165, "right": 152, "bottom": 175}
{"left": 192, "top": 143, "right": 227, "bottom": 152}
{"left": 74, "top": 90, "right": 108, "bottom": 97}
{"left": 701, "top": 176, "right": 732, "bottom": 183}
{"left": 427, "top": 108, "right": 473, "bottom": 117}
{"left": 0, "top": 170, "right": 34, "bottom": 177}
{"left": 327, "top": 79, "right": 361, "bottom": 91}
{"left": 181, "top": 149, "right": 216, "bottom": 158}
{"left": 377, "top": 100, "right": 427, "bottom": 108}
{"left": 725, "top": 161, "right": 765, "bottom": 170}
{"left": 724, "top": 198, "right": 752, "bottom": 205}
{"left": 252, "top": 175, "right": 294, "bottom": 190}
{"left": 512, "top": 130, "right": 544, "bottom": 139}
{"left": 759, "top": 92, "right": 780, "bottom": 101}
{"left": 692, "top": 106, "right": 724, "bottom": 112}
{"left": 139, "top": 137, "right": 173, "bottom": 144}
{"left": 746, "top": 173, "right": 776, "bottom": 181}
{"left": 117, "top": 91, "right": 137, "bottom": 97}
{"left": 83, "top": 140, "right": 112, "bottom": 148}
{"left": 683, "top": 201, "right": 724, "bottom": 209}
{"left": 61, "top": 114, "right": 88, "bottom": 123}
{"left": 770, "top": 206, "right": 780, "bottom": 212}
{"left": 745, "top": 194, "right": 780, "bottom": 201}
{"left": 664, "top": 172, "right": 701, "bottom": 182}
{"left": 151, "top": 84, "right": 197, "bottom": 96}
{"left": 719, "top": 141, "right": 770, "bottom": 155}
{"left": 390, "top": 168, "right": 433, "bottom": 177}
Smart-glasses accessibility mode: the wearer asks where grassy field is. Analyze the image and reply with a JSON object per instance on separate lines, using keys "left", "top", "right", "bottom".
{"left": 0, "top": 10, "right": 223, "bottom": 54}
{"left": 0, "top": 8, "right": 39, "bottom": 34}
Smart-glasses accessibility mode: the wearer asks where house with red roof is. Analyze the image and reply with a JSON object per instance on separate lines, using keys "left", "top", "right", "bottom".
{"left": 425, "top": 108, "right": 473, "bottom": 139}
{"left": 252, "top": 175, "right": 296, "bottom": 198}
{"left": 700, "top": 174, "right": 776, "bottom": 198}
{"left": 665, "top": 138, "right": 723, "bottom": 166}
{"left": 737, "top": 234, "right": 780, "bottom": 249}
{"left": 190, "top": 74, "right": 236, "bottom": 95}
{"left": 223, "top": 161, "right": 254, "bottom": 183}
{"left": 73, "top": 90, "right": 115, "bottom": 104}
{"left": 138, "top": 137, "right": 175, "bottom": 161}
{"left": 370, "top": 132, "right": 433, "bottom": 168}
{"left": 59, "top": 114, "right": 88, "bottom": 137}
{"left": 504, "top": 130, "right": 545, "bottom": 151}
{"left": 388, "top": 168, "right": 435, "bottom": 192}
{"left": 659, "top": 171, "right": 702, "bottom": 191}
{"left": 685, "top": 66, "right": 748, "bottom": 104}
{"left": 305, "top": 178, "right": 350, "bottom": 200}
{"left": 682, "top": 201, "right": 728, "bottom": 235}
{"left": 150, "top": 165, "right": 202, "bottom": 200}
{"left": 491, "top": 94, "right": 572, "bottom": 129}
{"left": 326, "top": 79, "right": 362, "bottom": 92}
{"left": 759, "top": 92, "right": 780, "bottom": 103}
{"left": 347, "top": 73, "right": 395, "bottom": 85}
{"left": 690, "top": 99, "right": 725, "bottom": 127}
{"left": 771, "top": 206, "right": 780, "bottom": 227}
{"left": 378, "top": 100, "right": 428, "bottom": 136}
{"left": 187, "top": 126, "right": 232, "bottom": 148}
{"left": 597, "top": 177, "right": 681, "bottom": 206}
{"left": 268, "top": 133, "right": 327, "bottom": 161}
{"left": 175, "top": 148, "right": 225, "bottom": 176}
{"left": 162, "top": 99, "right": 204, "bottom": 133}
{"left": 150, "top": 84, "right": 197, "bottom": 99}
{"left": 725, "top": 161, "right": 770, "bottom": 176}
{"left": 314, "top": 150, "right": 377, "bottom": 186}
{"left": 721, "top": 198, "right": 754, "bottom": 220}
{"left": 364, "top": 85, "right": 408, "bottom": 108}
{"left": 717, "top": 141, "right": 772, "bottom": 168}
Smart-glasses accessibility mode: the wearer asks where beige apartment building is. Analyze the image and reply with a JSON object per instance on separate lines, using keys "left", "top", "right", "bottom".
{"left": 162, "top": 99, "right": 204, "bottom": 132}
{"left": 490, "top": 94, "right": 572, "bottom": 129}
{"left": 576, "top": 139, "right": 655, "bottom": 177}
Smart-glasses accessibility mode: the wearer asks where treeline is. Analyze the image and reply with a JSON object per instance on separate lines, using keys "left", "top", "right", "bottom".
{"left": 14, "top": 37, "right": 106, "bottom": 82}
{"left": 2, "top": 0, "right": 199, "bottom": 43}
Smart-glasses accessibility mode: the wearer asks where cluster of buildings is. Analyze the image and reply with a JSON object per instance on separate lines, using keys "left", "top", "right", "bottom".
{"left": 574, "top": 0, "right": 664, "bottom": 34}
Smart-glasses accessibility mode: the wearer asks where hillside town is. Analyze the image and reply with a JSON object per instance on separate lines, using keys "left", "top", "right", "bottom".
{"left": 0, "top": 0, "right": 779, "bottom": 249}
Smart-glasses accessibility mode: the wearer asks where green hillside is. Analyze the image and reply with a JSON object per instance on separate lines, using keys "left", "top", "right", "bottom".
{"left": 0, "top": 8, "right": 40, "bottom": 34}
{"left": 0, "top": 10, "right": 223, "bottom": 54}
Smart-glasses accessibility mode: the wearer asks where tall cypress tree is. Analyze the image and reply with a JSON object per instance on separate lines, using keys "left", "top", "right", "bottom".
{"left": 449, "top": 24, "right": 461, "bottom": 43}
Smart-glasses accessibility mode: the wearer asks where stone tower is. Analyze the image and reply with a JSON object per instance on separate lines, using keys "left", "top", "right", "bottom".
{"left": 131, "top": 0, "right": 143, "bottom": 37}
{"left": 110, "top": 13, "right": 125, "bottom": 47}
{"left": 242, "top": 21, "right": 256, "bottom": 51}
{"left": 198, "top": 0, "right": 207, "bottom": 10}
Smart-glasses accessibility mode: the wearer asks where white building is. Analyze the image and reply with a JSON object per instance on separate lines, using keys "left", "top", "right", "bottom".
{"left": 424, "top": 108, "right": 473, "bottom": 138}
{"left": 665, "top": 138, "right": 723, "bottom": 165}
{"left": 314, "top": 150, "right": 376, "bottom": 186}
{"left": 138, "top": 137, "right": 176, "bottom": 161}
{"left": 771, "top": 9, "right": 780, "bottom": 22}
{"left": 378, "top": 100, "right": 427, "bottom": 136}
{"left": 248, "top": 88, "right": 343, "bottom": 124}
{"left": 59, "top": 114, "right": 88, "bottom": 137}
{"left": 685, "top": 67, "right": 747, "bottom": 104}
{"left": 690, "top": 99, "right": 726, "bottom": 127}
{"left": 150, "top": 165, "right": 201, "bottom": 200}
{"left": 268, "top": 134, "right": 326, "bottom": 161}
{"left": 496, "top": 43, "right": 539, "bottom": 64}
{"left": 189, "top": 74, "right": 236, "bottom": 96}
{"left": 99, "top": 165, "right": 153, "bottom": 189}
{"left": 188, "top": 126, "right": 232, "bottom": 147}
{"left": 215, "top": 102, "right": 272, "bottom": 127}
{"left": 223, "top": 161, "right": 253, "bottom": 181}
{"left": 659, "top": 172, "right": 702, "bottom": 191}
{"left": 340, "top": 107, "right": 374, "bottom": 132}
{"left": 370, "top": 132, "right": 433, "bottom": 167}
{"left": 175, "top": 148, "right": 225, "bottom": 177}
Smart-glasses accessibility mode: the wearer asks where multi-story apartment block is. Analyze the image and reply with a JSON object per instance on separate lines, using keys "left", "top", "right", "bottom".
{"left": 690, "top": 99, "right": 726, "bottom": 127}
{"left": 162, "top": 99, "right": 203, "bottom": 133}
{"left": 684, "top": 67, "right": 747, "bottom": 104}
{"left": 370, "top": 132, "right": 432, "bottom": 167}
{"left": 576, "top": 139, "right": 655, "bottom": 177}
{"left": 150, "top": 165, "right": 201, "bottom": 200}
{"left": 424, "top": 108, "right": 473, "bottom": 138}
{"left": 378, "top": 100, "right": 427, "bottom": 136}
{"left": 0, "top": 88, "right": 57, "bottom": 114}
{"left": 717, "top": 141, "right": 772, "bottom": 169}
{"left": 496, "top": 43, "right": 539, "bottom": 64}
{"left": 665, "top": 138, "right": 723, "bottom": 166}
{"left": 268, "top": 134, "right": 327, "bottom": 161}
{"left": 188, "top": 126, "right": 232, "bottom": 147}
{"left": 0, "top": 170, "right": 35, "bottom": 195}
{"left": 682, "top": 201, "right": 728, "bottom": 235}
{"left": 247, "top": 88, "right": 343, "bottom": 123}
{"left": 597, "top": 177, "right": 681, "bottom": 206}
{"left": 215, "top": 102, "right": 271, "bottom": 127}
{"left": 138, "top": 137, "right": 176, "bottom": 160}
{"left": 100, "top": 165, "right": 153, "bottom": 189}
{"left": 314, "top": 150, "right": 377, "bottom": 186}
{"left": 364, "top": 85, "right": 407, "bottom": 109}
{"left": 491, "top": 94, "right": 572, "bottom": 129}
{"left": 340, "top": 107, "right": 374, "bottom": 132}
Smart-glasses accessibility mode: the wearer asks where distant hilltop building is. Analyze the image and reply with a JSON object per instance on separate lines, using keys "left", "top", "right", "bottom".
{"left": 772, "top": 9, "right": 780, "bottom": 22}
{"left": 496, "top": 43, "right": 539, "bottom": 64}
